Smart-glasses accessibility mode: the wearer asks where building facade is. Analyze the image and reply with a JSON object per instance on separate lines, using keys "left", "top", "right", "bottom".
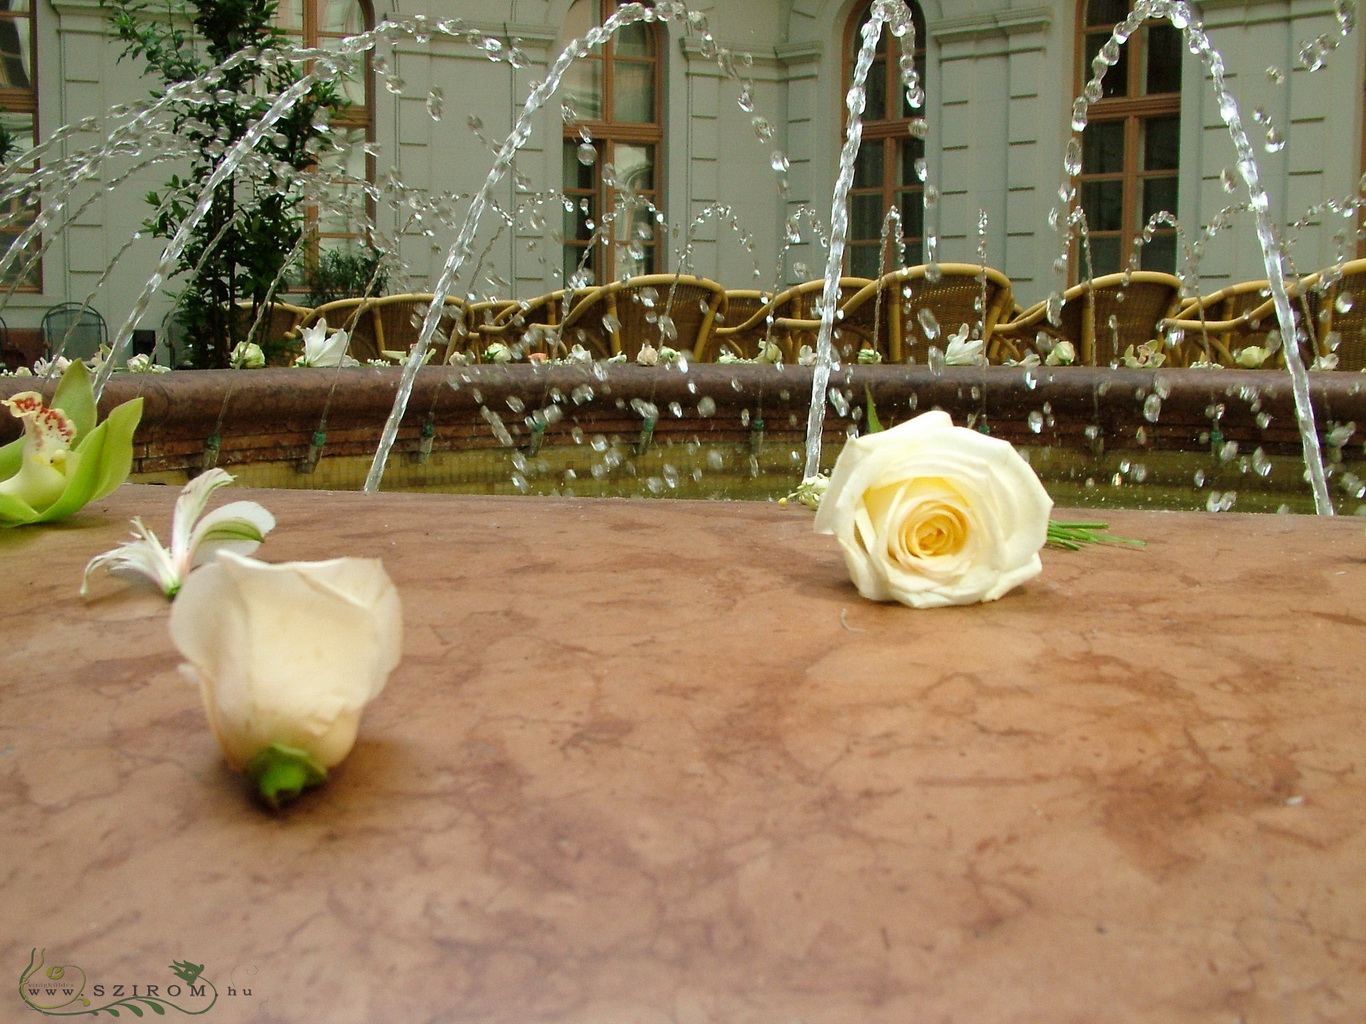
{"left": 7, "top": 0, "right": 1362, "bottom": 335}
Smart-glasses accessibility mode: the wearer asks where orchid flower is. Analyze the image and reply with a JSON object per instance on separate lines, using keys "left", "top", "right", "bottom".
{"left": 293, "top": 319, "right": 358, "bottom": 368}
{"left": 81, "top": 468, "right": 275, "bottom": 598}
{"left": 0, "top": 361, "right": 143, "bottom": 527}
{"left": 1234, "top": 345, "right": 1271, "bottom": 368}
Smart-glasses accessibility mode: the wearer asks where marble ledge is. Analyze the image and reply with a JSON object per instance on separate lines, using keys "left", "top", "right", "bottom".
{"left": 2, "top": 484, "right": 1364, "bottom": 1024}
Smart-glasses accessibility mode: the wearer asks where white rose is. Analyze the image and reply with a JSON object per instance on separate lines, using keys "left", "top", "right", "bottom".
{"left": 170, "top": 550, "right": 402, "bottom": 799}
{"left": 813, "top": 411, "right": 1053, "bottom": 608}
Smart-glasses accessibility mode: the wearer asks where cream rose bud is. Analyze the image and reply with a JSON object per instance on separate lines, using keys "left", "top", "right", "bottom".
{"left": 169, "top": 550, "right": 403, "bottom": 774}
{"left": 813, "top": 411, "right": 1053, "bottom": 608}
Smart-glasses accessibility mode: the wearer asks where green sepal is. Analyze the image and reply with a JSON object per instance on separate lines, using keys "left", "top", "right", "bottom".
{"left": 23, "top": 397, "right": 143, "bottom": 525}
{"left": 246, "top": 743, "right": 328, "bottom": 810}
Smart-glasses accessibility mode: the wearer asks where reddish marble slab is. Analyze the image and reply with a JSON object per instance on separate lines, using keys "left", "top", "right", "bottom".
{"left": 2, "top": 485, "right": 1364, "bottom": 1023}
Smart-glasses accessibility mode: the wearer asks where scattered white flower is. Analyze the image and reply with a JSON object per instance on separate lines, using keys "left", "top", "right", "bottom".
{"left": 169, "top": 550, "right": 402, "bottom": 808}
{"left": 756, "top": 340, "right": 783, "bottom": 364}
{"left": 606, "top": 352, "right": 628, "bottom": 364}
{"left": 636, "top": 342, "right": 660, "bottom": 366}
{"left": 716, "top": 351, "right": 749, "bottom": 364}
{"left": 230, "top": 341, "right": 266, "bottom": 369}
{"left": 1044, "top": 340, "right": 1076, "bottom": 366}
{"left": 797, "top": 344, "right": 818, "bottom": 366}
{"left": 565, "top": 343, "right": 595, "bottom": 364}
{"left": 658, "top": 345, "right": 682, "bottom": 364}
{"left": 1005, "top": 352, "right": 1041, "bottom": 367}
{"left": 122, "top": 352, "right": 171, "bottom": 374}
{"left": 857, "top": 348, "right": 882, "bottom": 364}
{"left": 31, "top": 356, "right": 73, "bottom": 378}
{"left": 446, "top": 350, "right": 473, "bottom": 366}
{"left": 81, "top": 468, "right": 275, "bottom": 599}
{"left": 1311, "top": 352, "right": 1339, "bottom": 370}
{"left": 483, "top": 342, "right": 514, "bottom": 364}
{"left": 1234, "top": 345, "right": 1271, "bottom": 368}
{"left": 779, "top": 474, "right": 830, "bottom": 510}
{"left": 944, "top": 325, "right": 985, "bottom": 366}
{"left": 1187, "top": 359, "right": 1225, "bottom": 369}
{"left": 294, "top": 319, "right": 359, "bottom": 368}
{"left": 1122, "top": 342, "right": 1166, "bottom": 368}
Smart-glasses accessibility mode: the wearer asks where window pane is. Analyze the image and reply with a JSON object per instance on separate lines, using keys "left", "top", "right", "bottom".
{"left": 864, "top": 55, "right": 887, "bottom": 121}
{"left": 1144, "top": 24, "right": 1181, "bottom": 94}
{"left": 1086, "top": 0, "right": 1128, "bottom": 26}
{"left": 851, "top": 193, "right": 885, "bottom": 243}
{"left": 1084, "top": 30, "right": 1128, "bottom": 99}
{"left": 274, "top": 0, "right": 305, "bottom": 34}
{"left": 563, "top": 140, "right": 596, "bottom": 190}
{"left": 899, "top": 136, "right": 924, "bottom": 186}
{"left": 613, "top": 143, "right": 653, "bottom": 192}
{"left": 1139, "top": 233, "right": 1176, "bottom": 272}
{"left": 1141, "top": 115, "right": 1179, "bottom": 171}
{"left": 563, "top": 58, "right": 603, "bottom": 121}
{"left": 1082, "top": 120, "right": 1125, "bottom": 175}
{"left": 612, "top": 61, "right": 653, "bottom": 122}
{"left": 898, "top": 189, "right": 924, "bottom": 241}
{"left": 321, "top": 0, "right": 364, "bottom": 36}
{"left": 849, "top": 242, "right": 881, "bottom": 279}
{"left": 1080, "top": 179, "right": 1124, "bottom": 231}
{"left": 0, "top": 108, "right": 37, "bottom": 289}
{"left": 614, "top": 21, "right": 653, "bottom": 57}
{"left": 1140, "top": 174, "right": 1178, "bottom": 221}
{"left": 0, "top": 15, "right": 30, "bottom": 89}
{"left": 853, "top": 143, "right": 883, "bottom": 189}
{"left": 1085, "top": 236, "right": 1123, "bottom": 278}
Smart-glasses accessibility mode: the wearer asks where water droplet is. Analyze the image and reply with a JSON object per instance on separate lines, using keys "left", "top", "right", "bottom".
{"left": 1264, "top": 126, "right": 1286, "bottom": 153}
{"left": 770, "top": 150, "right": 790, "bottom": 174}
{"left": 1143, "top": 393, "right": 1163, "bottom": 422}
{"left": 577, "top": 142, "right": 596, "bottom": 165}
{"left": 1337, "top": 291, "right": 1355, "bottom": 314}
{"left": 738, "top": 83, "right": 755, "bottom": 112}
{"left": 1027, "top": 410, "right": 1044, "bottom": 433}
{"left": 1266, "top": 65, "right": 1286, "bottom": 84}
{"left": 751, "top": 116, "right": 774, "bottom": 140}
{"left": 425, "top": 88, "right": 444, "bottom": 120}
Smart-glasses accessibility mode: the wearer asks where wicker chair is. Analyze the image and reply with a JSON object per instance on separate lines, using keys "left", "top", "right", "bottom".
{"left": 993, "top": 271, "right": 1183, "bottom": 366}
{"left": 1306, "top": 258, "right": 1366, "bottom": 370}
{"left": 301, "top": 293, "right": 468, "bottom": 364}
{"left": 710, "top": 277, "right": 872, "bottom": 362}
{"left": 1162, "top": 276, "right": 1324, "bottom": 367}
{"left": 473, "top": 288, "right": 591, "bottom": 360}
{"left": 557, "top": 273, "right": 728, "bottom": 360}
{"left": 230, "top": 299, "right": 313, "bottom": 365}
{"left": 696, "top": 289, "right": 773, "bottom": 360}
{"left": 784, "top": 264, "right": 1015, "bottom": 364}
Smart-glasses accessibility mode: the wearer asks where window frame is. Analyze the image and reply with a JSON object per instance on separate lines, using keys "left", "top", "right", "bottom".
{"left": 0, "top": 1, "right": 39, "bottom": 292}
{"left": 1072, "top": 0, "right": 1182, "bottom": 278}
{"left": 842, "top": 0, "right": 927, "bottom": 278}
{"left": 560, "top": 0, "right": 664, "bottom": 285}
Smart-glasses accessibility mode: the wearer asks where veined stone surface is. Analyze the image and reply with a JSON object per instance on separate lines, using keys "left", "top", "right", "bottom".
{"left": 2, "top": 485, "right": 1364, "bottom": 1022}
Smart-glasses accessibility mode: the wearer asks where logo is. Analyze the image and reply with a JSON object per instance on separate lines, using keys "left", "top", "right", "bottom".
{"left": 18, "top": 949, "right": 238, "bottom": 1017}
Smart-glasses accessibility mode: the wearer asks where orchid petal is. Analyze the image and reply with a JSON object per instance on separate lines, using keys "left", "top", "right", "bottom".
{"left": 168, "top": 469, "right": 236, "bottom": 563}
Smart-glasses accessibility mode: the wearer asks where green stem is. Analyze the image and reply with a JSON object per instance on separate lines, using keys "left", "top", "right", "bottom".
{"left": 1047, "top": 519, "right": 1146, "bottom": 550}
{"left": 245, "top": 742, "right": 328, "bottom": 810}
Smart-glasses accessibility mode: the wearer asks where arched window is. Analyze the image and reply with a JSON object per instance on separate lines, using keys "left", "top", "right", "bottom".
{"left": 278, "top": 0, "right": 374, "bottom": 254}
{"left": 560, "top": 0, "right": 663, "bottom": 284}
{"left": 844, "top": 0, "right": 927, "bottom": 278}
{"left": 0, "top": 0, "right": 37, "bottom": 290}
{"left": 1074, "top": 0, "right": 1181, "bottom": 276}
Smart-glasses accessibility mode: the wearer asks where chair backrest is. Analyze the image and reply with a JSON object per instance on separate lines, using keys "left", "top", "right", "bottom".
{"left": 837, "top": 264, "right": 1015, "bottom": 363}
{"left": 560, "top": 274, "right": 727, "bottom": 360}
{"left": 302, "top": 293, "right": 465, "bottom": 363}
{"left": 699, "top": 289, "right": 773, "bottom": 360}
{"left": 41, "top": 303, "right": 107, "bottom": 361}
{"left": 231, "top": 300, "right": 312, "bottom": 365}
{"left": 1308, "top": 259, "right": 1366, "bottom": 370}
{"left": 762, "top": 277, "right": 873, "bottom": 361}
{"left": 158, "top": 308, "right": 192, "bottom": 367}
{"left": 1058, "top": 272, "right": 1183, "bottom": 365}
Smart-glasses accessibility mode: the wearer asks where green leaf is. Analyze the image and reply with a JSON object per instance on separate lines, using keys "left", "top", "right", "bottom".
{"left": 864, "top": 387, "right": 884, "bottom": 434}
